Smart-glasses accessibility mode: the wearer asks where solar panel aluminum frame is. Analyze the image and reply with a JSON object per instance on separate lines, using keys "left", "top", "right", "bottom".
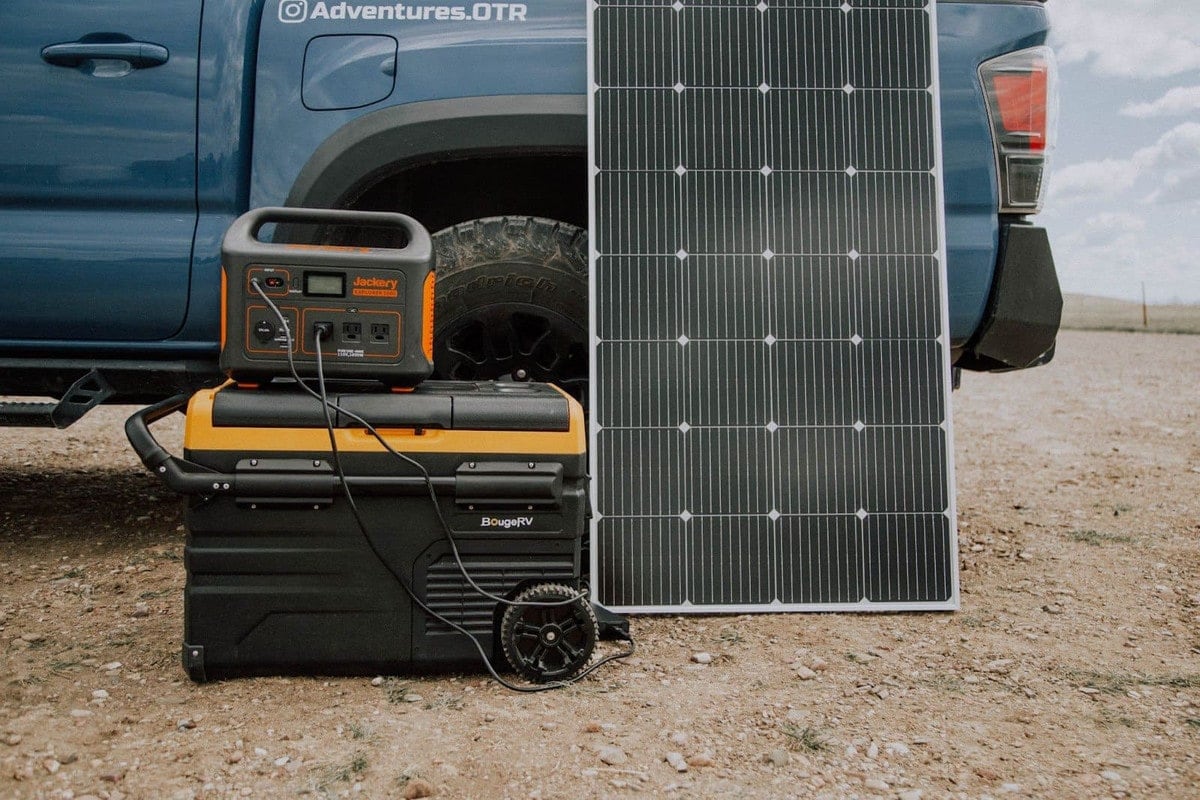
{"left": 587, "top": 0, "right": 959, "bottom": 614}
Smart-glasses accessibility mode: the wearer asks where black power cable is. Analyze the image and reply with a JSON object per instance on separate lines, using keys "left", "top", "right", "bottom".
{"left": 250, "top": 279, "right": 633, "bottom": 691}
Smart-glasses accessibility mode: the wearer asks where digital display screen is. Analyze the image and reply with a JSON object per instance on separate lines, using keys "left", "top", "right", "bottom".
{"left": 304, "top": 272, "right": 344, "bottom": 298}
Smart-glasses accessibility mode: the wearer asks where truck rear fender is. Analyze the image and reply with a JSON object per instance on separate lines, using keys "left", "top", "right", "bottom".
{"left": 284, "top": 95, "right": 586, "bottom": 213}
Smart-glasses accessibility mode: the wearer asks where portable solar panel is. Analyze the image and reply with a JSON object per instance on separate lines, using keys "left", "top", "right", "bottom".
{"left": 588, "top": 0, "right": 958, "bottom": 612}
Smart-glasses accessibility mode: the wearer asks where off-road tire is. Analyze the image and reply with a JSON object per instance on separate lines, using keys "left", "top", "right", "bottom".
{"left": 432, "top": 217, "right": 589, "bottom": 401}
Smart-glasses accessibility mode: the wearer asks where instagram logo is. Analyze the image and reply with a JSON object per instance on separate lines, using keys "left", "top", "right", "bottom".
{"left": 278, "top": 0, "right": 308, "bottom": 23}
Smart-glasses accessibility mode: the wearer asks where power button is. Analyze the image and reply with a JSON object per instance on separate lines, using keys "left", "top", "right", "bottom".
{"left": 253, "top": 319, "right": 276, "bottom": 343}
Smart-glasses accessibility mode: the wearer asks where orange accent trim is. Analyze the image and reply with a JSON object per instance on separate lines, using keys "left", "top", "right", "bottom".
{"left": 219, "top": 269, "right": 228, "bottom": 351}
{"left": 284, "top": 243, "right": 373, "bottom": 254}
{"left": 184, "top": 385, "right": 585, "bottom": 456}
{"left": 390, "top": 386, "right": 415, "bottom": 393}
{"left": 422, "top": 271, "right": 436, "bottom": 362}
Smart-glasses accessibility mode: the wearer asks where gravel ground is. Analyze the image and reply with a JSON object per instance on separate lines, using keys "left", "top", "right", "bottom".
{"left": 2, "top": 329, "right": 1199, "bottom": 799}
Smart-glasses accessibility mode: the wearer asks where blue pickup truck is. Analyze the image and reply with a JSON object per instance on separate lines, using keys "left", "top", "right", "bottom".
{"left": 0, "top": 0, "right": 1060, "bottom": 426}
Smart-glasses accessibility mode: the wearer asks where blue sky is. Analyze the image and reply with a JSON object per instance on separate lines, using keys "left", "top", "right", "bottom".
{"left": 1038, "top": 0, "right": 1200, "bottom": 303}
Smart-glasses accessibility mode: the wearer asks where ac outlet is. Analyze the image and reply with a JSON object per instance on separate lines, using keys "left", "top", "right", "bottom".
{"left": 369, "top": 323, "right": 390, "bottom": 344}
{"left": 342, "top": 322, "right": 362, "bottom": 343}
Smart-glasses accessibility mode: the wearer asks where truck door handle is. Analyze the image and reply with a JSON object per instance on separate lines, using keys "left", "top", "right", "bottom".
{"left": 41, "top": 39, "right": 169, "bottom": 70}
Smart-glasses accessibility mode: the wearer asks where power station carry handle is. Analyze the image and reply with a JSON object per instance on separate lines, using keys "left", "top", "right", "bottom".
{"left": 222, "top": 207, "right": 433, "bottom": 265}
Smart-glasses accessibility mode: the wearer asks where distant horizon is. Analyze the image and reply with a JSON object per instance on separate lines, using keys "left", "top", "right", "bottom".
{"left": 1063, "top": 291, "right": 1200, "bottom": 308}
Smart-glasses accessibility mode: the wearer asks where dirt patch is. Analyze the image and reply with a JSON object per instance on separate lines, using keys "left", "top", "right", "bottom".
{"left": 2, "top": 330, "right": 1199, "bottom": 799}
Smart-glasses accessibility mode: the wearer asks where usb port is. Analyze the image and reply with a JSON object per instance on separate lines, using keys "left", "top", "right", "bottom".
{"left": 342, "top": 322, "right": 362, "bottom": 343}
{"left": 369, "top": 323, "right": 390, "bottom": 343}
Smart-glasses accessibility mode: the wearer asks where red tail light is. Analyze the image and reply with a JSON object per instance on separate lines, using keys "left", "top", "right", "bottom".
{"left": 980, "top": 47, "right": 1058, "bottom": 213}
{"left": 993, "top": 67, "right": 1049, "bottom": 151}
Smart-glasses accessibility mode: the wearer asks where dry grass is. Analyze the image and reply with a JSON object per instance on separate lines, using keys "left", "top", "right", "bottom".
{"left": 1061, "top": 293, "right": 1200, "bottom": 335}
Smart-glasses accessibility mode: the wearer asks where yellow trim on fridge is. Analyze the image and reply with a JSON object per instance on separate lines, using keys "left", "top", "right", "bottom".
{"left": 184, "top": 384, "right": 585, "bottom": 456}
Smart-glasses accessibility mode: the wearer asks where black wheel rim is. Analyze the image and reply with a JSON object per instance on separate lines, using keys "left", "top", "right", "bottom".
{"left": 434, "top": 304, "right": 588, "bottom": 406}
{"left": 507, "top": 602, "right": 593, "bottom": 681}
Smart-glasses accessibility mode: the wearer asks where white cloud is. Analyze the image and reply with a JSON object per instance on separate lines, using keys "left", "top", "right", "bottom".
{"left": 1050, "top": 209, "right": 1200, "bottom": 303}
{"left": 1049, "top": 122, "right": 1200, "bottom": 205}
{"left": 1121, "top": 85, "right": 1200, "bottom": 118}
{"left": 1050, "top": 1, "right": 1200, "bottom": 79}
{"left": 1080, "top": 212, "right": 1146, "bottom": 239}
{"left": 1050, "top": 159, "right": 1139, "bottom": 203}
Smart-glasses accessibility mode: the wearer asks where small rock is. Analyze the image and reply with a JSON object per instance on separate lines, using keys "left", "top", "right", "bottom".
{"left": 1018, "top": 551, "right": 1033, "bottom": 560}
{"left": 402, "top": 778, "right": 436, "bottom": 799}
{"left": 872, "top": 687, "right": 889, "bottom": 700}
{"left": 685, "top": 753, "right": 714, "bottom": 768}
{"left": 1079, "top": 687, "right": 1100, "bottom": 695}
{"left": 403, "top": 694, "right": 423, "bottom": 703}
{"left": 100, "top": 769, "right": 126, "bottom": 783}
{"left": 177, "top": 718, "right": 197, "bottom": 730}
{"left": 864, "top": 777, "right": 890, "bottom": 791}
{"left": 20, "top": 632, "right": 44, "bottom": 643}
{"left": 584, "top": 722, "right": 603, "bottom": 733}
{"left": 867, "top": 742, "right": 879, "bottom": 759}
{"left": 69, "top": 709, "right": 93, "bottom": 718}
{"left": 597, "top": 746, "right": 627, "bottom": 766}
{"left": 1001, "top": 783, "right": 1021, "bottom": 793}
{"left": 986, "top": 659, "right": 1014, "bottom": 674}
{"left": 764, "top": 749, "right": 789, "bottom": 768}
{"left": 809, "top": 656, "right": 828, "bottom": 672}
{"left": 43, "top": 758, "right": 61, "bottom": 775}
{"left": 227, "top": 751, "right": 244, "bottom": 764}
{"left": 92, "top": 689, "right": 110, "bottom": 700}
{"left": 667, "top": 731, "right": 688, "bottom": 747}
{"left": 690, "top": 652, "right": 713, "bottom": 665}
{"left": 254, "top": 747, "right": 268, "bottom": 757}
{"left": 795, "top": 666, "right": 817, "bottom": 681}
{"left": 899, "top": 791, "right": 924, "bottom": 800}
{"left": 101, "top": 662, "right": 122, "bottom": 671}
{"left": 886, "top": 742, "right": 911, "bottom": 757}
{"left": 370, "top": 676, "right": 385, "bottom": 687}
{"left": 273, "top": 755, "right": 290, "bottom": 766}
{"left": 4, "top": 734, "right": 22, "bottom": 746}
{"left": 664, "top": 752, "right": 688, "bottom": 773}
{"left": 1042, "top": 604, "right": 1064, "bottom": 615}
{"left": 131, "top": 603, "right": 150, "bottom": 618}
{"left": 1101, "top": 770, "right": 1122, "bottom": 783}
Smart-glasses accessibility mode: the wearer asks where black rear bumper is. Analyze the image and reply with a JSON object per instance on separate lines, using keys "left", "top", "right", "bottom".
{"left": 958, "top": 223, "right": 1062, "bottom": 372}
